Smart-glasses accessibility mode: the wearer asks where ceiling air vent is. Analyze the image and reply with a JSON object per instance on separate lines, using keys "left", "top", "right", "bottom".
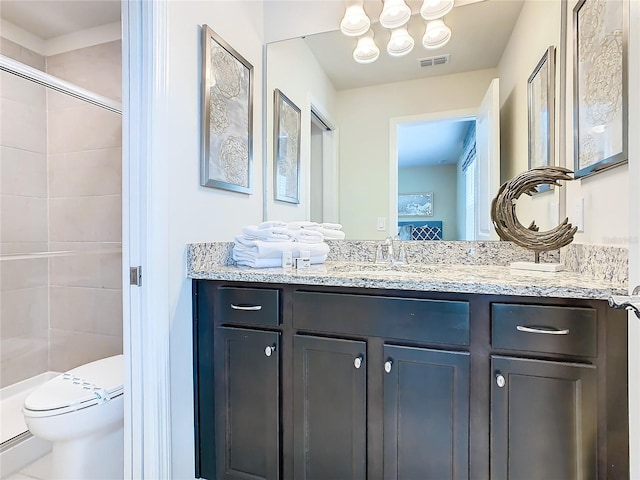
{"left": 419, "top": 54, "right": 450, "bottom": 68}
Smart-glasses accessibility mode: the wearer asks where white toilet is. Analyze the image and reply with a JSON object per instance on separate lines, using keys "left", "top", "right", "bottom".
{"left": 23, "top": 355, "right": 124, "bottom": 480}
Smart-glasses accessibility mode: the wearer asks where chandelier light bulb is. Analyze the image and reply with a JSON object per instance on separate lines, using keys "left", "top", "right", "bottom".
{"left": 340, "top": 3, "right": 371, "bottom": 37}
{"left": 353, "top": 30, "right": 380, "bottom": 64}
{"left": 420, "top": 0, "right": 454, "bottom": 20}
{"left": 379, "top": 0, "right": 412, "bottom": 29}
{"left": 387, "top": 26, "right": 414, "bottom": 57}
{"left": 422, "top": 19, "right": 452, "bottom": 49}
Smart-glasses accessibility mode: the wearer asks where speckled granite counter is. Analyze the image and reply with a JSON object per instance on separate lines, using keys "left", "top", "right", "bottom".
{"left": 187, "top": 257, "right": 627, "bottom": 301}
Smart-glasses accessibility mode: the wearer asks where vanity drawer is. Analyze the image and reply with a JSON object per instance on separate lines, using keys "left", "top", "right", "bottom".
{"left": 218, "top": 287, "right": 280, "bottom": 326}
{"left": 294, "top": 291, "right": 469, "bottom": 345}
{"left": 491, "top": 303, "right": 597, "bottom": 357}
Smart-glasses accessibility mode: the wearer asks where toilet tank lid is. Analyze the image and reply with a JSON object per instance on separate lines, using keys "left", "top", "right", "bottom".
{"left": 24, "top": 355, "right": 124, "bottom": 412}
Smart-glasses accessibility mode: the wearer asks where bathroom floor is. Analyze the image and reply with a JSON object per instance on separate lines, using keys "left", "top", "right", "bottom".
{"left": 2, "top": 453, "right": 50, "bottom": 480}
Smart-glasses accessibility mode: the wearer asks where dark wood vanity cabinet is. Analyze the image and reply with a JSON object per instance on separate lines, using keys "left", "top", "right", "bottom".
{"left": 293, "top": 335, "right": 367, "bottom": 480}
{"left": 489, "top": 303, "right": 601, "bottom": 480}
{"left": 194, "top": 286, "right": 281, "bottom": 480}
{"left": 192, "top": 280, "right": 628, "bottom": 480}
{"left": 383, "top": 345, "right": 469, "bottom": 480}
{"left": 490, "top": 356, "right": 597, "bottom": 480}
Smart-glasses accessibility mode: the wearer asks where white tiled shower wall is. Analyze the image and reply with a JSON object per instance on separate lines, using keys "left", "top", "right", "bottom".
{"left": 0, "top": 38, "right": 122, "bottom": 386}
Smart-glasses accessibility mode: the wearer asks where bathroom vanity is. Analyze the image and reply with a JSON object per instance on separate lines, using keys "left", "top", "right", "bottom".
{"left": 190, "top": 255, "right": 629, "bottom": 480}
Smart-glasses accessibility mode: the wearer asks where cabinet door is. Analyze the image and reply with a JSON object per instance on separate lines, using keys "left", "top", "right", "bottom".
{"left": 383, "top": 345, "right": 470, "bottom": 480}
{"left": 293, "top": 335, "right": 367, "bottom": 480}
{"left": 491, "top": 356, "right": 597, "bottom": 480}
{"left": 214, "top": 327, "right": 280, "bottom": 480}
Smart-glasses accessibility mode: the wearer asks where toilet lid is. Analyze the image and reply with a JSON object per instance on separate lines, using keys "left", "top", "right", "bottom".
{"left": 24, "top": 355, "right": 124, "bottom": 413}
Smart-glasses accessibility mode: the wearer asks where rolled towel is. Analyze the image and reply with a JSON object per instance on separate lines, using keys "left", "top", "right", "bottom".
{"left": 321, "top": 222, "right": 343, "bottom": 231}
{"left": 292, "top": 229, "right": 325, "bottom": 244}
{"left": 258, "top": 220, "right": 288, "bottom": 229}
{"left": 287, "top": 221, "right": 320, "bottom": 230}
{"left": 241, "top": 225, "right": 294, "bottom": 241}
{"left": 318, "top": 227, "right": 346, "bottom": 240}
{"left": 234, "top": 236, "right": 329, "bottom": 259}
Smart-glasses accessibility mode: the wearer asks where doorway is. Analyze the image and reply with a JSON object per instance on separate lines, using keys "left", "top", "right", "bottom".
{"left": 309, "top": 107, "right": 337, "bottom": 224}
{"left": 389, "top": 78, "right": 500, "bottom": 242}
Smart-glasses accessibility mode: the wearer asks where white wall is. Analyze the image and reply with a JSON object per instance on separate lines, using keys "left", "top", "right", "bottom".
{"left": 265, "top": 37, "right": 338, "bottom": 222}
{"left": 263, "top": 0, "right": 351, "bottom": 43}
{"left": 563, "top": 0, "right": 629, "bottom": 246}
{"left": 336, "top": 68, "right": 496, "bottom": 240}
{"left": 497, "top": 0, "right": 562, "bottom": 232}
{"left": 163, "top": 2, "right": 264, "bottom": 477}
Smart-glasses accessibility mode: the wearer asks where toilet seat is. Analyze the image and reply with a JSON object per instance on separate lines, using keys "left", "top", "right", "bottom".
{"left": 23, "top": 355, "right": 124, "bottom": 418}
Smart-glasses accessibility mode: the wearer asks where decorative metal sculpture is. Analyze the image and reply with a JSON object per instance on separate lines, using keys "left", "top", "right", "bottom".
{"left": 491, "top": 166, "right": 577, "bottom": 262}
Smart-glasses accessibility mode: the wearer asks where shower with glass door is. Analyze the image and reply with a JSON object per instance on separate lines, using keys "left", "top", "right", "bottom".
{"left": 0, "top": 3, "right": 123, "bottom": 476}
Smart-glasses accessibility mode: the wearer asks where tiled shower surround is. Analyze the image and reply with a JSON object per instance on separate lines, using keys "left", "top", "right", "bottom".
{"left": 0, "top": 38, "right": 122, "bottom": 387}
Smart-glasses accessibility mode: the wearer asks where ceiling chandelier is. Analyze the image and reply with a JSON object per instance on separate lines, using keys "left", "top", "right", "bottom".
{"left": 340, "top": 0, "right": 454, "bottom": 64}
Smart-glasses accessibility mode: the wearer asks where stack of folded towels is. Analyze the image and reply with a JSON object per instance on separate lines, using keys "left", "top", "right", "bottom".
{"left": 233, "top": 220, "right": 345, "bottom": 268}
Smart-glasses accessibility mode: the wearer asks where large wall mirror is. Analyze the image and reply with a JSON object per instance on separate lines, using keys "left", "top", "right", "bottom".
{"left": 264, "top": 0, "right": 567, "bottom": 241}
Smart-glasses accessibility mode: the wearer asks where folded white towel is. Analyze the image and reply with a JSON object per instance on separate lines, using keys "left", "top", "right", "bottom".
{"left": 319, "top": 227, "right": 346, "bottom": 240}
{"left": 233, "top": 236, "right": 329, "bottom": 259}
{"left": 292, "top": 229, "right": 325, "bottom": 243}
{"left": 287, "top": 221, "right": 320, "bottom": 230}
{"left": 321, "top": 222, "right": 343, "bottom": 231}
{"left": 233, "top": 254, "right": 328, "bottom": 268}
{"left": 258, "top": 220, "right": 288, "bottom": 229}
{"left": 241, "top": 225, "right": 294, "bottom": 241}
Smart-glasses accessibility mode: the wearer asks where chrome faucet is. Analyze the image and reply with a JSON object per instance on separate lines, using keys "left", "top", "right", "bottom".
{"left": 375, "top": 235, "right": 407, "bottom": 264}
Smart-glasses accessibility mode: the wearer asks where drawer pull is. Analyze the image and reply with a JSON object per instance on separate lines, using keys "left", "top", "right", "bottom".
{"left": 230, "top": 304, "right": 263, "bottom": 311}
{"left": 384, "top": 360, "right": 393, "bottom": 374}
{"left": 516, "top": 325, "right": 570, "bottom": 335}
{"left": 354, "top": 355, "right": 364, "bottom": 369}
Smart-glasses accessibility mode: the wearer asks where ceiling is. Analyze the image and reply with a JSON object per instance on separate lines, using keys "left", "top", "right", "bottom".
{"left": 302, "top": 0, "right": 524, "bottom": 91}
{"left": 1, "top": 0, "right": 121, "bottom": 39}
{"left": 398, "top": 118, "right": 473, "bottom": 168}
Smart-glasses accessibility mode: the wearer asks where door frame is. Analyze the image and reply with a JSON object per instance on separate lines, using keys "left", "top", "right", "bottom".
{"left": 628, "top": 0, "right": 639, "bottom": 476}
{"left": 310, "top": 103, "right": 339, "bottom": 223}
{"left": 122, "top": 0, "right": 172, "bottom": 477}
{"left": 389, "top": 108, "right": 476, "bottom": 237}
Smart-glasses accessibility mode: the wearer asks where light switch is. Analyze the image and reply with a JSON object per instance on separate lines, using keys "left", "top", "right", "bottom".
{"left": 377, "top": 217, "right": 386, "bottom": 231}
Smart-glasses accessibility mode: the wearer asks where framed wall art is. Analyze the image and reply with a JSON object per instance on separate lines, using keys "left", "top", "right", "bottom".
{"left": 398, "top": 193, "right": 433, "bottom": 217}
{"left": 201, "top": 24, "right": 253, "bottom": 193}
{"left": 573, "top": 0, "right": 627, "bottom": 178}
{"left": 273, "top": 89, "right": 301, "bottom": 204}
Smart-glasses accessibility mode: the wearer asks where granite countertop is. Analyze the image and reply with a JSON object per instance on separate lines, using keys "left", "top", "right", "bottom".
{"left": 188, "top": 260, "right": 627, "bottom": 300}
